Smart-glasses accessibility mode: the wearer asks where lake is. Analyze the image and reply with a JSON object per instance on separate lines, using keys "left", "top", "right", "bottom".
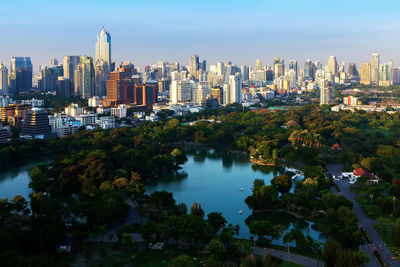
{"left": 146, "top": 147, "right": 325, "bottom": 244}
{"left": 0, "top": 159, "right": 51, "bottom": 201}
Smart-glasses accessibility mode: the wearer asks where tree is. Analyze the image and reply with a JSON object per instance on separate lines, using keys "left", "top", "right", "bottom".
{"left": 205, "top": 239, "right": 225, "bottom": 261}
{"left": 252, "top": 179, "right": 265, "bottom": 192}
{"left": 249, "top": 220, "right": 272, "bottom": 239}
{"left": 271, "top": 174, "right": 292, "bottom": 194}
{"left": 207, "top": 212, "right": 227, "bottom": 233}
{"left": 168, "top": 255, "right": 196, "bottom": 267}
{"left": 394, "top": 217, "right": 400, "bottom": 245}
{"left": 322, "top": 238, "right": 339, "bottom": 267}
{"left": 190, "top": 202, "right": 205, "bottom": 217}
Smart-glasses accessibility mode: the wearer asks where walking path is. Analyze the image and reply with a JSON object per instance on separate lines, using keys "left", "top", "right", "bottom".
{"left": 327, "top": 164, "right": 400, "bottom": 267}
{"left": 253, "top": 246, "right": 324, "bottom": 267}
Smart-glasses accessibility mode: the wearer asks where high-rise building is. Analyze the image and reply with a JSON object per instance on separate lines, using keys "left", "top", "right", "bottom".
{"left": 57, "top": 77, "right": 71, "bottom": 98}
{"left": 348, "top": 63, "right": 358, "bottom": 77}
{"left": 255, "top": 60, "right": 262, "bottom": 71}
{"left": 170, "top": 79, "right": 195, "bottom": 104}
{"left": 273, "top": 57, "right": 284, "bottom": 78}
{"left": 392, "top": 68, "right": 400, "bottom": 85}
{"left": 240, "top": 65, "right": 249, "bottom": 81}
{"left": 105, "top": 68, "right": 135, "bottom": 105}
{"left": 63, "top": 56, "right": 80, "bottom": 90}
{"left": 21, "top": 108, "right": 51, "bottom": 138}
{"left": 228, "top": 73, "right": 242, "bottom": 104}
{"left": 41, "top": 66, "right": 59, "bottom": 91}
{"left": 360, "top": 63, "right": 372, "bottom": 85}
{"left": 327, "top": 56, "right": 337, "bottom": 77}
{"left": 320, "top": 80, "right": 335, "bottom": 105}
{"left": 75, "top": 56, "right": 95, "bottom": 98}
{"left": 371, "top": 53, "right": 380, "bottom": 85}
{"left": 10, "top": 57, "right": 33, "bottom": 93}
{"left": 195, "top": 83, "right": 211, "bottom": 106}
{"left": 0, "top": 62, "right": 8, "bottom": 93}
{"left": 379, "top": 62, "right": 392, "bottom": 87}
{"left": 211, "top": 86, "right": 223, "bottom": 104}
{"left": 288, "top": 60, "right": 298, "bottom": 76}
{"left": 95, "top": 27, "right": 111, "bottom": 97}
{"left": 95, "top": 26, "right": 111, "bottom": 66}
{"left": 50, "top": 58, "right": 58, "bottom": 66}
{"left": 189, "top": 55, "right": 200, "bottom": 79}
{"left": 303, "top": 60, "right": 314, "bottom": 80}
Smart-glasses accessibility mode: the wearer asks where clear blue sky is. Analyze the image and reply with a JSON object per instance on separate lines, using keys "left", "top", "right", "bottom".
{"left": 1, "top": 0, "right": 399, "bottom": 71}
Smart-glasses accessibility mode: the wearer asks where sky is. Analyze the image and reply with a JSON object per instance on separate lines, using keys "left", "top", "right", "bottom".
{"left": 1, "top": 0, "right": 400, "bottom": 72}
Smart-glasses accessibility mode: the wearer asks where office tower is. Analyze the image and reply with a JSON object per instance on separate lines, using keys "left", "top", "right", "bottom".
{"left": 223, "top": 84, "right": 230, "bottom": 105}
{"left": 95, "top": 27, "right": 111, "bottom": 97}
{"left": 228, "top": 73, "right": 242, "bottom": 104}
{"left": 371, "top": 53, "right": 380, "bottom": 85}
{"left": 140, "top": 81, "right": 158, "bottom": 106}
{"left": 360, "top": 63, "right": 372, "bottom": 85}
{"left": 75, "top": 56, "right": 95, "bottom": 98}
{"left": 240, "top": 65, "right": 249, "bottom": 81}
{"left": 10, "top": 57, "right": 33, "bottom": 93}
{"left": 379, "top": 62, "right": 392, "bottom": 86}
{"left": 211, "top": 86, "right": 223, "bottom": 104}
{"left": 189, "top": 55, "right": 200, "bottom": 78}
{"left": 273, "top": 57, "right": 284, "bottom": 78}
{"left": 95, "top": 26, "right": 111, "bottom": 66}
{"left": 320, "top": 80, "right": 334, "bottom": 105}
{"left": 201, "top": 60, "right": 207, "bottom": 71}
{"left": 255, "top": 60, "right": 262, "bottom": 71}
{"left": 304, "top": 60, "right": 313, "bottom": 80}
{"left": 348, "top": 63, "right": 358, "bottom": 77}
{"left": 95, "top": 60, "right": 108, "bottom": 96}
{"left": 21, "top": 108, "right": 51, "bottom": 138}
{"left": 327, "top": 56, "right": 338, "bottom": 76}
{"left": 392, "top": 68, "right": 400, "bottom": 85}
{"left": 195, "top": 83, "right": 211, "bottom": 106}
{"left": 288, "top": 60, "right": 298, "bottom": 76}
{"left": 63, "top": 56, "right": 80, "bottom": 91}
{"left": 314, "top": 60, "right": 323, "bottom": 70}
{"left": 339, "top": 61, "right": 346, "bottom": 73}
{"left": 0, "top": 62, "right": 8, "bottom": 93}
{"left": 50, "top": 58, "right": 58, "bottom": 66}
{"left": 266, "top": 70, "right": 274, "bottom": 81}
{"left": 41, "top": 66, "right": 59, "bottom": 91}
{"left": 57, "top": 77, "right": 71, "bottom": 98}
{"left": 158, "top": 78, "right": 170, "bottom": 93}
{"left": 170, "top": 79, "right": 195, "bottom": 104}
{"left": 105, "top": 68, "right": 134, "bottom": 105}
{"left": 216, "top": 62, "right": 223, "bottom": 75}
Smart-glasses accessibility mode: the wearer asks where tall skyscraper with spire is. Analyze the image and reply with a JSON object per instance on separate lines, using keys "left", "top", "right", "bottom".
{"left": 95, "top": 26, "right": 111, "bottom": 96}
{"left": 95, "top": 26, "right": 111, "bottom": 66}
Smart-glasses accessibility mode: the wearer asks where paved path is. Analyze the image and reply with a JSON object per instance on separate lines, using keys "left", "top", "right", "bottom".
{"left": 253, "top": 246, "right": 324, "bottom": 267}
{"left": 327, "top": 164, "right": 400, "bottom": 267}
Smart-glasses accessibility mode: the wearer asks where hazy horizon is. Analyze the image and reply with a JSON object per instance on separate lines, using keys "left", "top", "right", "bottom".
{"left": 1, "top": 0, "right": 399, "bottom": 71}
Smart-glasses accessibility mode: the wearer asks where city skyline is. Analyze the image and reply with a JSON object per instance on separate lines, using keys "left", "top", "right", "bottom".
{"left": 1, "top": 0, "right": 400, "bottom": 70}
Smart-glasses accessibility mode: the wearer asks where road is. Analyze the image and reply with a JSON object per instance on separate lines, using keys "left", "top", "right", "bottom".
{"left": 327, "top": 164, "right": 400, "bottom": 267}
{"left": 253, "top": 246, "right": 324, "bottom": 267}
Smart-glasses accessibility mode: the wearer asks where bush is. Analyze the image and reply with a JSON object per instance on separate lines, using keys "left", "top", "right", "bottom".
{"left": 374, "top": 250, "right": 387, "bottom": 267}
{"left": 360, "top": 228, "right": 372, "bottom": 244}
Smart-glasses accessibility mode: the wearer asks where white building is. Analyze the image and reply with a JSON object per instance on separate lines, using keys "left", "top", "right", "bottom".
{"left": 170, "top": 79, "right": 195, "bottom": 104}
{"left": 48, "top": 116, "right": 63, "bottom": 133}
{"left": 0, "top": 62, "right": 8, "bottom": 93}
{"left": 65, "top": 103, "right": 83, "bottom": 117}
{"left": 76, "top": 113, "right": 96, "bottom": 126}
{"left": 111, "top": 104, "right": 127, "bottom": 118}
{"left": 97, "top": 116, "right": 115, "bottom": 129}
{"left": 95, "top": 27, "right": 111, "bottom": 66}
{"left": 195, "top": 83, "right": 211, "bottom": 106}
{"left": 320, "top": 80, "right": 335, "bottom": 105}
{"left": 22, "top": 98, "right": 44, "bottom": 108}
{"left": 228, "top": 73, "right": 242, "bottom": 104}
{"left": 88, "top": 96, "right": 102, "bottom": 107}
{"left": 96, "top": 106, "right": 111, "bottom": 114}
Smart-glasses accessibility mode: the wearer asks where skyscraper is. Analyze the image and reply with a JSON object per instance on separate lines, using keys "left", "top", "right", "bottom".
{"left": 63, "top": 56, "right": 80, "bottom": 92}
{"left": 255, "top": 60, "right": 262, "bottom": 71}
{"left": 304, "top": 60, "right": 313, "bottom": 80}
{"left": 320, "top": 80, "right": 334, "bottom": 105}
{"left": 327, "top": 56, "right": 337, "bottom": 77}
{"left": 348, "top": 63, "right": 358, "bottom": 77}
{"left": 371, "top": 53, "right": 379, "bottom": 85}
{"left": 288, "top": 60, "right": 298, "bottom": 76}
{"left": 273, "top": 57, "right": 284, "bottom": 78}
{"left": 189, "top": 55, "right": 200, "bottom": 79}
{"left": 95, "top": 26, "right": 111, "bottom": 66}
{"left": 21, "top": 108, "right": 51, "bottom": 138}
{"left": 95, "top": 27, "right": 111, "bottom": 97}
{"left": 240, "top": 65, "right": 249, "bottom": 81}
{"left": 0, "top": 62, "right": 8, "bottom": 93}
{"left": 360, "top": 63, "right": 372, "bottom": 85}
{"left": 10, "top": 57, "right": 33, "bottom": 93}
{"left": 379, "top": 62, "right": 392, "bottom": 87}
{"left": 75, "top": 56, "right": 95, "bottom": 98}
{"left": 228, "top": 73, "right": 242, "bottom": 104}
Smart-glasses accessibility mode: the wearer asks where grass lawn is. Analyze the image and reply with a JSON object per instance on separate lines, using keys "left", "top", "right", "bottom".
{"left": 278, "top": 262, "right": 307, "bottom": 267}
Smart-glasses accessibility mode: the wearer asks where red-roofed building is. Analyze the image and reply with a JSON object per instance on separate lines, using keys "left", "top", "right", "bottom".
{"left": 353, "top": 168, "right": 379, "bottom": 183}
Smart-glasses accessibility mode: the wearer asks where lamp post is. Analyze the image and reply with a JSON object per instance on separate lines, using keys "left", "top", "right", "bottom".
{"left": 393, "top": 196, "right": 397, "bottom": 215}
{"left": 370, "top": 194, "right": 374, "bottom": 206}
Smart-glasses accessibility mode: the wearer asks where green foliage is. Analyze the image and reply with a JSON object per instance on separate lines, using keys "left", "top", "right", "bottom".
{"left": 168, "top": 254, "right": 196, "bottom": 267}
